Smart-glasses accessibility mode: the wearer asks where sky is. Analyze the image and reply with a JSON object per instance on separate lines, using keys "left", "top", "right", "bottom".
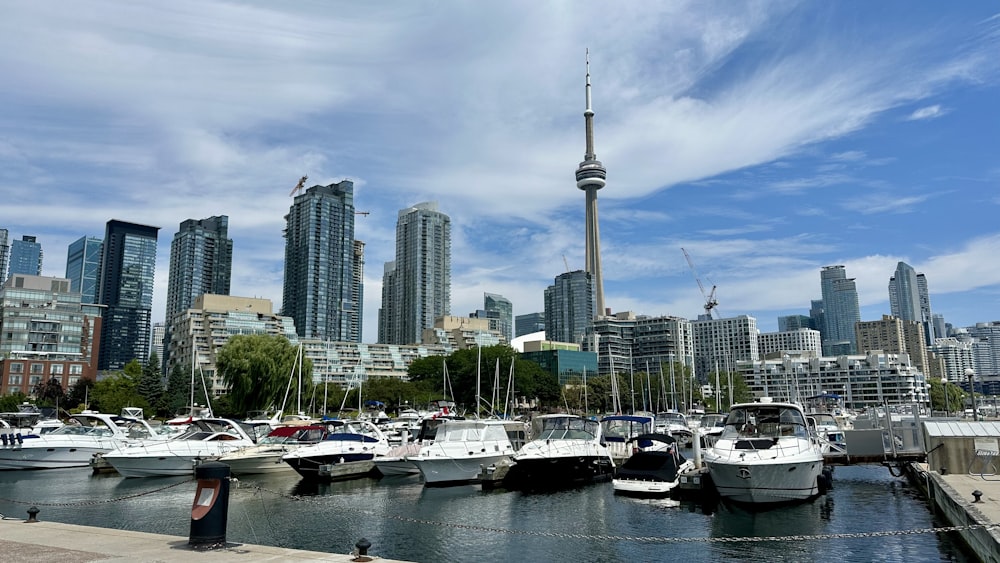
{"left": 1, "top": 2, "right": 999, "bottom": 344}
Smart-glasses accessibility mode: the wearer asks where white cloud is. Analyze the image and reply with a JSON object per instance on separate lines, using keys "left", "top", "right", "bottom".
{"left": 906, "top": 104, "right": 947, "bottom": 120}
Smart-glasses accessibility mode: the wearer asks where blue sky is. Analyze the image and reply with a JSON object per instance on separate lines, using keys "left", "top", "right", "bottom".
{"left": 1, "top": 2, "right": 998, "bottom": 344}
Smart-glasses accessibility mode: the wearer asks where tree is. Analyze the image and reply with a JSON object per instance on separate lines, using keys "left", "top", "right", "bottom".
{"left": 162, "top": 362, "right": 193, "bottom": 417}
{"left": 137, "top": 352, "right": 165, "bottom": 411}
{"left": 91, "top": 372, "right": 148, "bottom": 415}
{"left": 929, "top": 377, "right": 965, "bottom": 414}
{"left": 0, "top": 391, "right": 29, "bottom": 412}
{"left": 67, "top": 377, "right": 95, "bottom": 412}
{"left": 216, "top": 334, "right": 310, "bottom": 415}
{"left": 32, "top": 377, "right": 65, "bottom": 408}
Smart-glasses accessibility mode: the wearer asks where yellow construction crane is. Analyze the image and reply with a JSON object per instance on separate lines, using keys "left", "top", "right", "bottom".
{"left": 681, "top": 247, "right": 718, "bottom": 319}
{"left": 289, "top": 176, "right": 308, "bottom": 197}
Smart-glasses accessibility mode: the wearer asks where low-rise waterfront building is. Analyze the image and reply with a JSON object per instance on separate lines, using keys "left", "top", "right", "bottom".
{"left": 758, "top": 328, "right": 822, "bottom": 358}
{"left": 520, "top": 340, "right": 597, "bottom": 386}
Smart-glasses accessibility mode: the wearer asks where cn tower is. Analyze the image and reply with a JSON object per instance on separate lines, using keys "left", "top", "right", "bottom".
{"left": 575, "top": 50, "right": 607, "bottom": 318}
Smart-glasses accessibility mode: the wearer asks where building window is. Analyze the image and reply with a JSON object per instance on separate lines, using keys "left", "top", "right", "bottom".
{"left": 70, "top": 364, "right": 83, "bottom": 375}
{"left": 29, "top": 375, "right": 42, "bottom": 386}
{"left": 9, "top": 374, "right": 23, "bottom": 386}
{"left": 50, "top": 364, "right": 64, "bottom": 375}
{"left": 68, "top": 376, "right": 80, "bottom": 387}
{"left": 8, "top": 362, "right": 24, "bottom": 374}
{"left": 30, "top": 363, "right": 45, "bottom": 375}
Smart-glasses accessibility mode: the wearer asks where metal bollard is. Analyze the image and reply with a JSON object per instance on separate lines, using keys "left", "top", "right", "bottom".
{"left": 26, "top": 506, "right": 39, "bottom": 523}
{"left": 353, "top": 538, "right": 373, "bottom": 562}
{"left": 189, "top": 461, "right": 231, "bottom": 549}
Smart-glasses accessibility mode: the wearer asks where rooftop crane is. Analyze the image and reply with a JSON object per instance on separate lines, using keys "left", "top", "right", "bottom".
{"left": 681, "top": 247, "right": 718, "bottom": 319}
{"left": 289, "top": 176, "right": 308, "bottom": 197}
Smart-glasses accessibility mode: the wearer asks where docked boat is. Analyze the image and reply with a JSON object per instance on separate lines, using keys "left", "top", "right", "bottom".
{"left": 0, "top": 403, "right": 63, "bottom": 436}
{"left": 407, "top": 419, "right": 522, "bottom": 486}
{"left": 702, "top": 399, "right": 825, "bottom": 504}
{"left": 600, "top": 414, "right": 655, "bottom": 466}
{"left": 654, "top": 411, "right": 694, "bottom": 447}
{"left": 612, "top": 433, "right": 694, "bottom": 497}
{"left": 103, "top": 418, "right": 263, "bottom": 477}
{"left": 0, "top": 412, "right": 170, "bottom": 470}
{"left": 501, "top": 414, "right": 615, "bottom": 490}
{"left": 218, "top": 424, "right": 328, "bottom": 475}
{"left": 697, "top": 413, "right": 727, "bottom": 448}
{"left": 282, "top": 419, "right": 390, "bottom": 480}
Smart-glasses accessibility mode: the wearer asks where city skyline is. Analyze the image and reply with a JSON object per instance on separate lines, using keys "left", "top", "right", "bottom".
{"left": 1, "top": 3, "right": 999, "bottom": 344}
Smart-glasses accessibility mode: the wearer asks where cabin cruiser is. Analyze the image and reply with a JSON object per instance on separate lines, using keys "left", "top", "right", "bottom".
{"left": 282, "top": 419, "right": 390, "bottom": 480}
{"left": 0, "top": 403, "right": 63, "bottom": 436}
{"left": 501, "top": 414, "right": 615, "bottom": 490}
{"left": 612, "top": 433, "right": 694, "bottom": 497}
{"left": 407, "top": 419, "right": 523, "bottom": 486}
{"left": 654, "top": 411, "right": 694, "bottom": 447}
{"left": 697, "top": 413, "right": 727, "bottom": 448}
{"left": 218, "top": 424, "right": 329, "bottom": 475}
{"left": 0, "top": 412, "right": 171, "bottom": 470}
{"left": 104, "top": 418, "right": 265, "bottom": 477}
{"left": 703, "top": 399, "right": 825, "bottom": 504}
{"left": 600, "top": 414, "right": 655, "bottom": 466}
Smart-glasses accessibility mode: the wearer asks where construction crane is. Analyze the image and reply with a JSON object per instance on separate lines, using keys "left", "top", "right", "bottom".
{"left": 289, "top": 176, "right": 308, "bottom": 197}
{"left": 355, "top": 211, "right": 370, "bottom": 216}
{"left": 681, "top": 247, "right": 718, "bottom": 319}
{"left": 563, "top": 254, "right": 571, "bottom": 273}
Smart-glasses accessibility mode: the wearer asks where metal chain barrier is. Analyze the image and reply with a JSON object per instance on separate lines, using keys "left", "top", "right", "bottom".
{"left": 0, "top": 478, "right": 195, "bottom": 507}
{"left": 240, "top": 483, "right": 1000, "bottom": 544}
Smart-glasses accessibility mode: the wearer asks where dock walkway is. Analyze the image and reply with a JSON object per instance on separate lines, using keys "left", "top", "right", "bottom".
{"left": 0, "top": 518, "right": 409, "bottom": 563}
{"left": 913, "top": 464, "right": 1000, "bottom": 563}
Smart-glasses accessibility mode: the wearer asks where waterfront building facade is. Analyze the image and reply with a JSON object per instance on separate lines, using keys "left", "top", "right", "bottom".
{"left": 544, "top": 270, "right": 593, "bottom": 346}
{"left": 515, "top": 312, "right": 545, "bottom": 338}
{"left": 65, "top": 236, "right": 102, "bottom": 304}
{"left": 97, "top": 220, "right": 158, "bottom": 372}
{"left": 0, "top": 274, "right": 103, "bottom": 395}
{"left": 303, "top": 339, "right": 453, "bottom": 388}
{"left": 421, "top": 315, "right": 505, "bottom": 350}
{"left": 820, "top": 265, "right": 861, "bottom": 355}
{"left": 282, "top": 180, "right": 360, "bottom": 342}
{"left": 580, "top": 312, "right": 694, "bottom": 379}
{"left": 378, "top": 202, "right": 451, "bottom": 345}
{"left": 8, "top": 235, "right": 42, "bottom": 277}
{"left": 963, "top": 322, "right": 1000, "bottom": 378}
{"left": 758, "top": 328, "right": 822, "bottom": 358}
{"left": 521, "top": 340, "right": 597, "bottom": 386}
{"left": 855, "top": 315, "right": 929, "bottom": 375}
{"left": 737, "top": 351, "right": 929, "bottom": 408}
{"left": 484, "top": 292, "right": 513, "bottom": 342}
{"left": 930, "top": 337, "right": 975, "bottom": 384}
{"left": 691, "top": 314, "right": 759, "bottom": 382}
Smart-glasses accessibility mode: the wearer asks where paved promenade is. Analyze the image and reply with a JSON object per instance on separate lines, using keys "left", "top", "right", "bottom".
{"left": 0, "top": 518, "right": 408, "bottom": 563}
{"left": 915, "top": 464, "right": 1000, "bottom": 563}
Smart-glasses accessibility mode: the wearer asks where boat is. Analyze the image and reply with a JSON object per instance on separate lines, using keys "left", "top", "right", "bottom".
{"left": 702, "top": 399, "right": 825, "bottom": 504}
{"left": 0, "top": 403, "right": 63, "bottom": 436}
{"left": 697, "top": 413, "right": 727, "bottom": 448}
{"left": 407, "top": 419, "right": 522, "bottom": 486}
{"left": 0, "top": 412, "right": 171, "bottom": 470}
{"left": 103, "top": 418, "right": 263, "bottom": 477}
{"left": 501, "top": 414, "right": 615, "bottom": 490}
{"left": 600, "top": 414, "right": 655, "bottom": 466}
{"left": 217, "top": 424, "right": 329, "bottom": 475}
{"left": 282, "top": 419, "right": 390, "bottom": 480}
{"left": 612, "top": 433, "right": 695, "bottom": 497}
{"left": 374, "top": 408, "right": 466, "bottom": 476}
{"left": 653, "top": 411, "right": 694, "bottom": 447}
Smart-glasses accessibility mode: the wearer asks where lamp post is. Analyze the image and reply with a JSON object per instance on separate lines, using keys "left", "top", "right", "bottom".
{"left": 966, "top": 368, "right": 978, "bottom": 422}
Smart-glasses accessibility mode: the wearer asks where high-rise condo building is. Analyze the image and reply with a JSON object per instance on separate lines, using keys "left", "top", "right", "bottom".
{"left": 576, "top": 51, "right": 608, "bottom": 319}
{"left": 515, "top": 312, "right": 546, "bottom": 338}
{"left": 9, "top": 235, "right": 42, "bottom": 277}
{"left": 484, "top": 292, "right": 513, "bottom": 342}
{"left": 691, "top": 315, "right": 759, "bottom": 382}
{"left": 888, "top": 261, "right": 935, "bottom": 345}
{"left": 282, "top": 181, "right": 360, "bottom": 342}
{"left": 350, "top": 240, "right": 365, "bottom": 343}
{"left": 164, "top": 216, "right": 233, "bottom": 370}
{"left": 820, "top": 265, "right": 860, "bottom": 355}
{"left": 0, "top": 229, "right": 9, "bottom": 285}
{"left": 855, "top": 315, "right": 929, "bottom": 375}
{"left": 65, "top": 236, "right": 103, "bottom": 304}
{"left": 544, "top": 270, "right": 593, "bottom": 346}
{"left": 378, "top": 202, "right": 451, "bottom": 345}
{"left": 97, "top": 220, "right": 159, "bottom": 371}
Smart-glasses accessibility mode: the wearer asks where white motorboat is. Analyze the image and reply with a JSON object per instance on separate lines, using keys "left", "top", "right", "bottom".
{"left": 501, "top": 414, "right": 615, "bottom": 490}
{"left": 697, "top": 413, "right": 727, "bottom": 448}
{"left": 282, "top": 419, "right": 390, "bottom": 480}
{"left": 0, "top": 403, "right": 63, "bottom": 436}
{"left": 703, "top": 399, "right": 825, "bottom": 504}
{"left": 218, "top": 424, "right": 328, "bottom": 475}
{"left": 654, "top": 411, "right": 694, "bottom": 447}
{"left": 612, "top": 433, "right": 695, "bottom": 497}
{"left": 104, "top": 418, "right": 262, "bottom": 477}
{"left": 600, "top": 414, "right": 655, "bottom": 466}
{"left": 407, "top": 419, "right": 521, "bottom": 486}
{"left": 373, "top": 413, "right": 466, "bottom": 476}
{"left": 0, "top": 412, "right": 170, "bottom": 470}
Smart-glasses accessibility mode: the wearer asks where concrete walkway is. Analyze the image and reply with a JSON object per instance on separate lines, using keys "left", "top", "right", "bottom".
{"left": 915, "top": 465, "right": 1000, "bottom": 563}
{"left": 0, "top": 518, "right": 406, "bottom": 563}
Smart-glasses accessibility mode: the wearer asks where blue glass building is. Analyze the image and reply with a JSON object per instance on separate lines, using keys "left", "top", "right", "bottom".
{"left": 8, "top": 235, "right": 42, "bottom": 277}
{"left": 65, "top": 236, "right": 103, "bottom": 304}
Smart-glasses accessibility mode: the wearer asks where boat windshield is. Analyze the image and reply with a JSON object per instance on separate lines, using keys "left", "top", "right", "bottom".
{"left": 720, "top": 405, "right": 808, "bottom": 440}
{"left": 655, "top": 412, "right": 687, "bottom": 425}
{"left": 533, "top": 416, "right": 598, "bottom": 440}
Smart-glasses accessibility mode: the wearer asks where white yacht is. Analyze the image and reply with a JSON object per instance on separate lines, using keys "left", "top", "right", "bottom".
{"left": 612, "top": 433, "right": 695, "bottom": 497}
{"left": 654, "top": 411, "right": 694, "bottom": 447}
{"left": 282, "top": 419, "right": 390, "bottom": 480}
{"left": 600, "top": 414, "right": 655, "bottom": 465}
{"left": 502, "top": 414, "right": 614, "bottom": 490}
{"left": 0, "top": 412, "right": 170, "bottom": 470}
{"left": 103, "top": 418, "right": 262, "bottom": 477}
{"left": 218, "top": 424, "right": 328, "bottom": 475}
{"left": 703, "top": 399, "right": 825, "bottom": 504}
{"left": 407, "top": 419, "right": 522, "bottom": 486}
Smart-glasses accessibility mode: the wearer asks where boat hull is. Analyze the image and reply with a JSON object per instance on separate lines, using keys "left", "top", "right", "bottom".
{"left": 502, "top": 455, "right": 615, "bottom": 490}
{"left": 0, "top": 444, "right": 111, "bottom": 470}
{"left": 218, "top": 451, "right": 294, "bottom": 475}
{"left": 705, "top": 457, "right": 823, "bottom": 504}
{"left": 373, "top": 457, "right": 419, "bottom": 476}
{"left": 284, "top": 452, "right": 376, "bottom": 479}
{"left": 105, "top": 442, "right": 250, "bottom": 478}
{"left": 411, "top": 453, "right": 511, "bottom": 486}
{"left": 612, "top": 477, "right": 681, "bottom": 497}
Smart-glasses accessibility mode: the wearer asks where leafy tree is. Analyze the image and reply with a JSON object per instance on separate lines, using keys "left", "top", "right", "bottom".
{"left": 66, "top": 377, "right": 95, "bottom": 412}
{"left": 929, "top": 377, "right": 965, "bottom": 414}
{"left": 162, "top": 362, "right": 193, "bottom": 417}
{"left": 0, "top": 391, "right": 29, "bottom": 412}
{"left": 216, "top": 334, "right": 310, "bottom": 415}
{"left": 91, "top": 373, "right": 148, "bottom": 415}
{"left": 32, "top": 377, "right": 65, "bottom": 408}
{"left": 137, "top": 352, "right": 165, "bottom": 410}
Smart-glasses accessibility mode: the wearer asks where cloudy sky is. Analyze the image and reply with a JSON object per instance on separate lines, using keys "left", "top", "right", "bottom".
{"left": 2, "top": 2, "right": 999, "bottom": 343}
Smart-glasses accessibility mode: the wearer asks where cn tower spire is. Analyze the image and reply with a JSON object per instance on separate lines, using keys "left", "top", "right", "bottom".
{"left": 575, "top": 49, "right": 607, "bottom": 319}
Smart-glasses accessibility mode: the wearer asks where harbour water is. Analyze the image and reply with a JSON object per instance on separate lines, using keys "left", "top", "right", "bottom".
{"left": 0, "top": 462, "right": 972, "bottom": 562}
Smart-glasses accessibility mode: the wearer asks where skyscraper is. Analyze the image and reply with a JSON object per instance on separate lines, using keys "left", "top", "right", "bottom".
{"left": 97, "top": 220, "right": 159, "bottom": 371}
{"left": 65, "top": 236, "right": 103, "bottom": 304}
{"left": 0, "top": 229, "right": 9, "bottom": 285}
{"left": 378, "top": 202, "right": 451, "bottom": 345}
{"left": 820, "top": 265, "right": 861, "bottom": 355}
{"left": 282, "top": 181, "right": 359, "bottom": 342}
{"left": 350, "top": 240, "right": 365, "bottom": 343}
{"left": 484, "top": 292, "right": 513, "bottom": 342}
{"left": 8, "top": 235, "right": 42, "bottom": 277}
{"left": 515, "top": 312, "right": 546, "bottom": 338}
{"left": 575, "top": 51, "right": 607, "bottom": 319}
{"left": 888, "top": 261, "right": 935, "bottom": 344}
{"left": 544, "top": 270, "right": 593, "bottom": 345}
{"left": 165, "top": 216, "right": 233, "bottom": 370}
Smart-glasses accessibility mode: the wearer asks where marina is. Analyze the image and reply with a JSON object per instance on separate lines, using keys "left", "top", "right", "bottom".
{"left": 0, "top": 453, "right": 977, "bottom": 562}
